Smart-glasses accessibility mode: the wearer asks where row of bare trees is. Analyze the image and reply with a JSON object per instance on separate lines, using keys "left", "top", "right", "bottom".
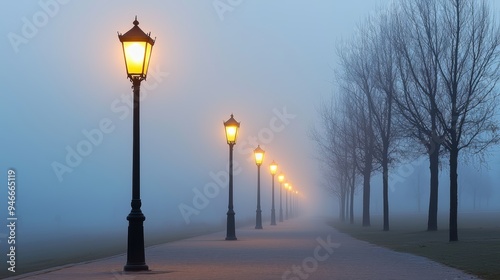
{"left": 312, "top": 0, "right": 500, "bottom": 241}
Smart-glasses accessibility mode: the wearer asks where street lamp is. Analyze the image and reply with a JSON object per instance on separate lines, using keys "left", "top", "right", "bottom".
{"left": 284, "top": 182, "right": 289, "bottom": 220}
{"left": 253, "top": 145, "right": 265, "bottom": 229}
{"left": 295, "top": 190, "right": 299, "bottom": 218}
{"left": 288, "top": 185, "right": 293, "bottom": 219}
{"left": 118, "top": 16, "right": 155, "bottom": 272}
{"left": 278, "top": 173, "right": 285, "bottom": 222}
{"left": 224, "top": 114, "right": 240, "bottom": 240}
{"left": 269, "top": 161, "right": 278, "bottom": 225}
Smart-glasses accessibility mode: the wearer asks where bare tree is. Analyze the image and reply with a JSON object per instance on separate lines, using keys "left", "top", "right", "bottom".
{"left": 341, "top": 92, "right": 362, "bottom": 224}
{"left": 368, "top": 10, "right": 401, "bottom": 231}
{"left": 322, "top": 0, "right": 499, "bottom": 241}
{"left": 433, "top": 0, "right": 500, "bottom": 241}
{"left": 337, "top": 25, "right": 378, "bottom": 227}
{"left": 333, "top": 8, "right": 402, "bottom": 231}
{"left": 393, "top": 0, "right": 500, "bottom": 240}
{"left": 311, "top": 96, "right": 358, "bottom": 222}
{"left": 392, "top": 0, "right": 447, "bottom": 231}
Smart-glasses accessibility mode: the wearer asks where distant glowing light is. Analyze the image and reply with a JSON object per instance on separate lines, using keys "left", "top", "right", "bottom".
{"left": 270, "top": 161, "right": 278, "bottom": 175}
{"left": 224, "top": 114, "right": 240, "bottom": 145}
{"left": 254, "top": 145, "right": 265, "bottom": 166}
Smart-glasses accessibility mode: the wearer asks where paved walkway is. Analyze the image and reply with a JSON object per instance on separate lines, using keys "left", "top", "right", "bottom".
{"left": 6, "top": 217, "right": 479, "bottom": 280}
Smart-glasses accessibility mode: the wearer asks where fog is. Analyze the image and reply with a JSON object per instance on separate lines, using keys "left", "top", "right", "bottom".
{"left": 365, "top": 151, "right": 500, "bottom": 215}
{"left": 1, "top": 0, "right": 500, "bottom": 272}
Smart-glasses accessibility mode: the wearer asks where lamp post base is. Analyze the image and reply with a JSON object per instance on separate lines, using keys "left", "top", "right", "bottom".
{"left": 124, "top": 210, "right": 148, "bottom": 271}
{"left": 255, "top": 209, "right": 263, "bottom": 229}
{"left": 226, "top": 209, "right": 237, "bottom": 240}
{"left": 124, "top": 264, "right": 149, "bottom": 271}
{"left": 279, "top": 209, "right": 283, "bottom": 222}
{"left": 271, "top": 209, "right": 277, "bottom": 225}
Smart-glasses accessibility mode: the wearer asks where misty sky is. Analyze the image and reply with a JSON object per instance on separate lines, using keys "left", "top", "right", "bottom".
{"left": 1, "top": 0, "right": 500, "bottom": 245}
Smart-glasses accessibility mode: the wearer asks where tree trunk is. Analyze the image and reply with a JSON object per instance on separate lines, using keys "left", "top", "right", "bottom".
{"left": 417, "top": 170, "right": 421, "bottom": 213}
{"left": 338, "top": 197, "right": 343, "bottom": 221}
{"left": 362, "top": 166, "right": 371, "bottom": 227}
{"left": 382, "top": 157, "right": 389, "bottom": 231}
{"left": 350, "top": 167, "right": 355, "bottom": 224}
{"left": 427, "top": 144, "right": 439, "bottom": 231}
{"left": 449, "top": 147, "right": 459, "bottom": 241}
{"left": 340, "top": 188, "right": 346, "bottom": 222}
{"left": 345, "top": 187, "right": 350, "bottom": 222}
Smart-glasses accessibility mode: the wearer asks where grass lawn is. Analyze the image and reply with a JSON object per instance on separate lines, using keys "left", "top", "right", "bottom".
{"left": 330, "top": 212, "right": 500, "bottom": 280}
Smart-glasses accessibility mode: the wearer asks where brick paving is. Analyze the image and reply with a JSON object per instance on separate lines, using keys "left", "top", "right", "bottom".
{"left": 5, "top": 217, "right": 479, "bottom": 280}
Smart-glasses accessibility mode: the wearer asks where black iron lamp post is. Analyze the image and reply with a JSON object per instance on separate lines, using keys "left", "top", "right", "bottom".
{"left": 253, "top": 145, "right": 265, "bottom": 229}
{"left": 118, "top": 16, "right": 155, "bottom": 272}
{"left": 269, "top": 161, "right": 278, "bottom": 225}
{"left": 285, "top": 183, "right": 290, "bottom": 220}
{"left": 288, "top": 184, "right": 293, "bottom": 219}
{"left": 294, "top": 190, "right": 299, "bottom": 217}
{"left": 224, "top": 114, "right": 240, "bottom": 240}
{"left": 278, "top": 173, "right": 285, "bottom": 222}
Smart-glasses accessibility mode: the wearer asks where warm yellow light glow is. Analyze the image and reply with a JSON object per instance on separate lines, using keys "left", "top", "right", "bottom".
{"left": 126, "top": 42, "right": 145, "bottom": 63}
{"left": 255, "top": 153, "right": 264, "bottom": 165}
{"left": 269, "top": 161, "right": 278, "bottom": 175}
{"left": 254, "top": 145, "right": 265, "bottom": 166}
{"left": 118, "top": 17, "right": 155, "bottom": 80}
{"left": 284, "top": 182, "right": 289, "bottom": 189}
{"left": 224, "top": 114, "right": 240, "bottom": 145}
{"left": 122, "top": 41, "right": 153, "bottom": 77}
{"left": 278, "top": 173, "right": 285, "bottom": 183}
{"left": 225, "top": 126, "right": 237, "bottom": 143}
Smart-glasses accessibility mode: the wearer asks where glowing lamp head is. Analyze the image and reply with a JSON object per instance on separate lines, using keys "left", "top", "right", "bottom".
{"left": 284, "top": 182, "right": 289, "bottom": 189}
{"left": 269, "top": 161, "right": 278, "bottom": 175}
{"left": 278, "top": 173, "right": 285, "bottom": 183}
{"left": 253, "top": 145, "right": 265, "bottom": 166}
{"left": 223, "top": 114, "right": 240, "bottom": 145}
{"left": 118, "top": 17, "right": 155, "bottom": 81}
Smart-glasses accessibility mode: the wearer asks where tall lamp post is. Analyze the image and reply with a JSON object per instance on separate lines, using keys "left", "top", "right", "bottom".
{"left": 269, "top": 161, "right": 278, "bottom": 225}
{"left": 295, "top": 190, "right": 299, "bottom": 218}
{"left": 284, "top": 182, "right": 289, "bottom": 220}
{"left": 278, "top": 173, "right": 285, "bottom": 222}
{"left": 224, "top": 114, "right": 240, "bottom": 240}
{"left": 253, "top": 145, "right": 265, "bottom": 229}
{"left": 118, "top": 17, "right": 155, "bottom": 272}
